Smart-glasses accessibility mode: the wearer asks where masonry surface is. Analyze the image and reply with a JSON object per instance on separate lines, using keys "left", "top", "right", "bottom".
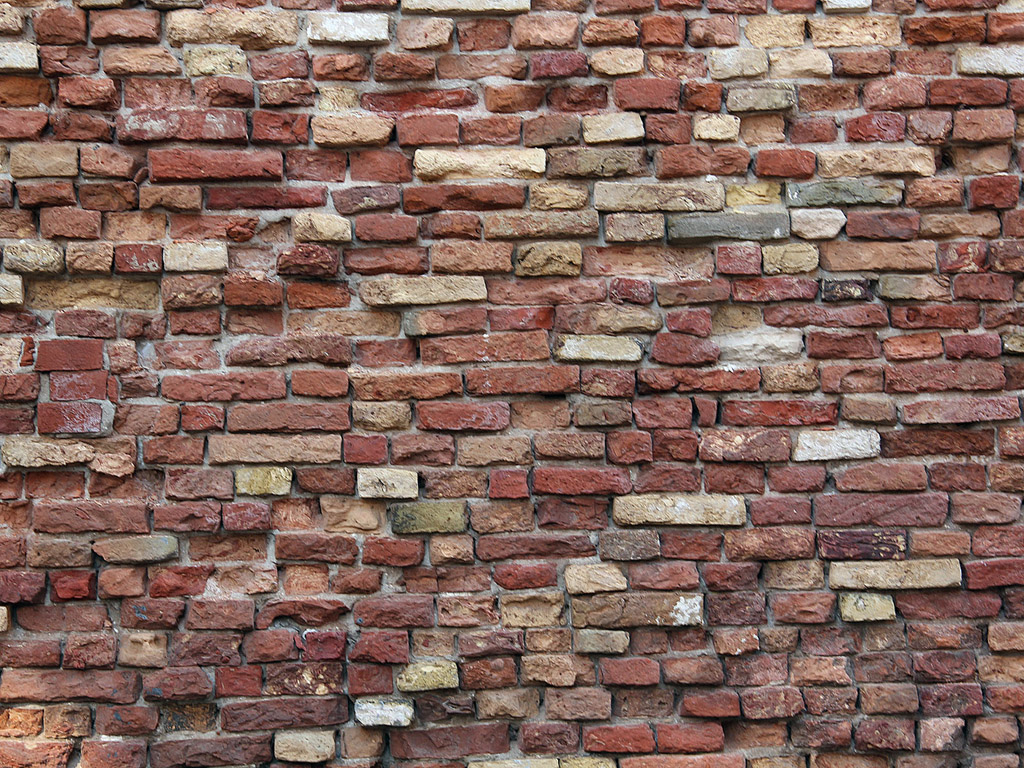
{"left": 0, "top": 0, "right": 1023, "bottom": 766}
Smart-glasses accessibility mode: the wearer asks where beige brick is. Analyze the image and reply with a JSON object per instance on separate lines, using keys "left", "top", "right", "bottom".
{"left": 208, "top": 435, "right": 341, "bottom": 464}
{"left": 809, "top": 16, "right": 901, "bottom": 47}
{"left": 693, "top": 113, "right": 741, "bottom": 141}
{"left": 820, "top": 241, "right": 935, "bottom": 272}
{"left": 582, "top": 113, "right": 644, "bottom": 144}
{"left": 4, "top": 243, "right": 63, "bottom": 274}
{"left": 818, "top": 148, "right": 936, "bottom": 177}
{"left": 414, "top": 149, "right": 546, "bottom": 180}
{"left": 274, "top": 731, "right": 336, "bottom": 763}
{"left": 321, "top": 498, "right": 385, "bottom": 532}
{"left": 163, "top": 242, "right": 229, "bottom": 272}
{"left": 763, "top": 243, "right": 819, "bottom": 274}
{"left": 311, "top": 114, "right": 394, "bottom": 146}
{"left": 10, "top": 143, "right": 77, "bottom": 178}
{"left": 590, "top": 48, "right": 644, "bottom": 76}
{"left": 167, "top": 9, "right": 299, "bottom": 49}
{"left": 501, "top": 592, "right": 565, "bottom": 627}
{"left": 554, "top": 334, "right": 643, "bottom": 362}
{"left": 565, "top": 564, "right": 627, "bottom": 595}
{"left": 594, "top": 181, "right": 724, "bottom": 212}
{"left": 293, "top": 212, "right": 352, "bottom": 243}
{"left": 357, "top": 468, "right": 418, "bottom": 499}
{"left": 183, "top": 45, "right": 247, "bottom": 76}
{"left": 235, "top": 467, "right": 292, "bottom": 496}
{"left": 613, "top": 494, "right": 746, "bottom": 526}
{"left": 829, "top": 559, "right": 962, "bottom": 590}
{"left": 360, "top": 276, "right": 487, "bottom": 306}
{"left": 397, "top": 661, "right": 459, "bottom": 691}
{"left": 839, "top": 593, "right": 896, "bottom": 622}
{"left": 746, "top": 15, "right": 806, "bottom": 47}
{"left": 515, "top": 242, "right": 582, "bottom": 276}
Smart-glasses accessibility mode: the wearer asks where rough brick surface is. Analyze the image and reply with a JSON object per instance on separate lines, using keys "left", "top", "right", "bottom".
{"left": 0, "top": 0, "right": 1023, "bottom": 766}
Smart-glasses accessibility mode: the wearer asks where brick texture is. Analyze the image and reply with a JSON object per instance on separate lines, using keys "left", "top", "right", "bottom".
{"left": 0, "top": 0, "right": 1022, "bottom": 766}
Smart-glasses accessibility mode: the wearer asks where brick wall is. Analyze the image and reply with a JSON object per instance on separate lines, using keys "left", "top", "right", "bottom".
{"left": 0, "top": 0, "right": 1023, "bottom": 765}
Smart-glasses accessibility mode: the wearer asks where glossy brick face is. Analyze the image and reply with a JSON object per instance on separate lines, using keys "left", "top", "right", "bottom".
{"left": 0, "top": 0, "right": 1023, "bottom": 766}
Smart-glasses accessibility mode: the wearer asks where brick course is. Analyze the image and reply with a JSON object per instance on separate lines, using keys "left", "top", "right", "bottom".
{"left": 0, "top": 0, "right": 1022, "bottom": 766}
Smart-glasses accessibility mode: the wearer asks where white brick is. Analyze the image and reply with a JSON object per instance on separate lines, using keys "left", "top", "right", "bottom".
{"left": 582, "top": 113, "right": 644, "bottom": 144}
{"left": 274, "top": 731, "right": 335, "bottom": 763}
{"left": 554, "top": 334, "right": 643, "bottom": 362}
{"left": 830, "top": 559, "right": 962, "bottom": 590}
{"left": 0, "top": 274, "right": 23, "bottom": 305}
{"left": 613, "top": 494, "right": 746, "bottom": 526}
{"left": 308, "top": 12, "right": 390, "bottom": 43}
{"left": 358, "top": 468, "right": 418, "bottom": 499}
{"left": 0, "top": 42, "right": 36, "bottom": 72}
{"left": 4, "top": 243, "right": 63, "bottom": 274}
{"left": 793, "top": 429, "right": 880, "bottom": 461}
{"left": 293, "top": 212, "right": 352, "bottom": 243}
{"left": 354, "top": 697, "right": 415, "bottom": 727}
{"left": 163, "top": 242, "right": 229, "bottom": 272}
{"left": 403, "top": 0, "right": 529, "bottom": 12}
{"left": 839, "top": 593, "right": 896, "bottom": 622}
{"left": 414, "top": 149, "right": 546, "bottom": 180}
{"left": 957, "top": 45, "right": 1024, "bottom": 76}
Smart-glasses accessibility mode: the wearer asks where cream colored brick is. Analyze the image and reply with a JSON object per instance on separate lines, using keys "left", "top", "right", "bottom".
{"left": 357, "top": 468, "right": 418, "bottom": 499}
{"left": 763, "top": 243, "right": 819, "bottom": 274}
{"left": 398, "top": 18, "right": 454, "bottom": 49}
{"left": 770, "top": 49, "right": 833, "bottom": 78}
{"left": 709, "top": 49, "right": 768, "bottom": 79}
{"left": 554, "top": 334, "right": 643, "bottom": 362}
{"left": 308, "top": 12, "right": 389, "bottom": 44}
{"left": 726, "top": 182, "right": 782, "bottom": 207}
{"left": 590, "top": 48, "right": 644, "bottom": 76}
{"left": 209, "top": 435, "right": 341, "bottom": 464}
{"left": 274, "top": 731, "right": 336, "bottom": 763}
{"left": 0, "top": 42, "right": 36, "bottom": 72}
{"left": 397, "top": 661, "right": 458, "bottom": 691}
{"left": 311, "top": 114, "right": 394, "bottom": 147}
{"left": 293, "top": 212, "right": 352, "bottom": 243}
{"left": 10, "top": 143, "right": 77, "bottom": 178}
{"left": 501, "top": 592, "right": 564, "bottom": 627}
{"left": 818, "top": 147, "right": 936, "bottom": 177}
{"left": 793, "top": 429, "right": 880, "bottom": 461}
{"left": 839, "top": 593, "right": 896, "bottom": 622}
{"left": 163, "top": 242, "right": 229, "bottom": 272}
{"left": 4, "top": 243, "right": 63, "bottom": 274}
{"left": 25, "top": 279, "right": 159, "bottom": 310}
{"left": 809, "top": 16, "right": 901, "bottom": 47}
{"left": 0, "top": 606, "right": 9, "bottom": 632}
{"left": 118, "top": 632, "right": 168, "bottom": 667}
{"left": 184, "top": 45, "right": 247, "bottom": 76}
{"left": 830, "top": 559, "right": 962, "bottom": 590}
{"left": 0, "top": 273, "right": 23, "bottom": 306}
{"left": 531, "top": 182, "right": 588, "bottom": 210}
{"left": 565, "top": 564, "right": 627, "bottom": 595}
{"left": 235, "top": 467, "right": 292, "bottom": 496}
{"left": 321, "top": 498, "right": 385, "bottom": 532}
{"left": 582, "top": 113, "right": 644, "bottom": 144}
{"left": 693, "top": 113, "right": 741, "bottom": 141}
{"left": 318, "top": 85, "right": 360, "bottom": 111}
{"left": 614, "top": 494, "right": 746, "bottom": 526}
{"left": 361, "top": 275, "right": 486, "bottom": 306}
{"left": 515, "top": 242, "right": 582, "bottom": 277}
{"left": 605, "top": 213, "right": 663, "bottom": 242}
{"left": 593, "top": 181, "right": 724, "bottom": 212}
{"left": 878, "top": 274, "right": 950, "bottom": 301}
{"left": 414, "top": 149, "right": 546, "bottom": 180}
{"left": 403, "top": 0, "right": 529, "bottom": 11}
{"left": 167, "top": 9, "right": 299, "bottom": 49}
{"left": 746, "top": 15, "right": 806, "bottom": 47}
